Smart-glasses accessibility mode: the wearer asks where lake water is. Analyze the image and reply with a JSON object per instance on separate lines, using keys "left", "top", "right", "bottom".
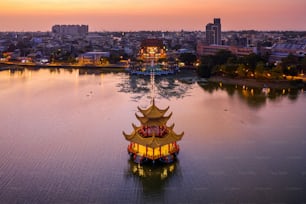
{"left": 0, "top": 68, "right": 306, "bottom": 203}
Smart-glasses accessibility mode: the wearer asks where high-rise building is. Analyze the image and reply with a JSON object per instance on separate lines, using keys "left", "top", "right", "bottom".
{"left": 52, "top": 25, "right": 88, "bottom": 36}
{"left": 205, "top": 18, "right": 221, "bottom": 45}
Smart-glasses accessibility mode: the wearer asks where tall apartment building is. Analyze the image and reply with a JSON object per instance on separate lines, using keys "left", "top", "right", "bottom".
{"left": 206, "top": 18, "right": 221, "bottom": 45}
{"left": 52, "top": 25, "right": 88, "bottom": 36}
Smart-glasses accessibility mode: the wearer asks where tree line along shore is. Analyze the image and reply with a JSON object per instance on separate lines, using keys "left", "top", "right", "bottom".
{"left": 196, "top": 50, "right": 305, "bottom": 88}
{"left": 1, "top": 52, "right": 305, "bottom": 89}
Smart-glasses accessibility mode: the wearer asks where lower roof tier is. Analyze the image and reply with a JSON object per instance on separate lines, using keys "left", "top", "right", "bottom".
{"left": 123, "top": 130, "right": 183, "bottom": 148}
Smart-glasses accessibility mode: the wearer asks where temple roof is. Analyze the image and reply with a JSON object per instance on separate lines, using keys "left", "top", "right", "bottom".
{"left": 123, "top": 129, "right": 184, "bottom": 148}
{"left": 137, "top": 99, "right": 169, "bottom": 119}
{"left": 123, "top": 100, "right": 184, "bottom": 148}
{"left": 135, "top": 112, "right": 172, "bottom": 126}
{"left": 135, "top": 99, "right": 172, "bottom": 126}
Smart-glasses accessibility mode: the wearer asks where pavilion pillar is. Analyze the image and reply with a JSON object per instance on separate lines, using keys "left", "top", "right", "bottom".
{"left": 159, "top": 146, "right": 161, "bottom": 157}
{"left": 146, "top": 146, "right": 148, "bottom": 157}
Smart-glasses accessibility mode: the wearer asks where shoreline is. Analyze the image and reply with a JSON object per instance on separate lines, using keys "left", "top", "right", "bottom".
{"left": 208, "top": 76, "right": 305, "bottom": 89}
{"left": 1, "top": 62, "right": 305, "bottom": 89}
{"left": 0, "top": 62, "right": 127, "bottom": 71}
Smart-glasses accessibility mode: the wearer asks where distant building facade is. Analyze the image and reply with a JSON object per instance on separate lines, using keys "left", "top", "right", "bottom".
{"left": 78, "top": 52, "right": 110, "bottom": 65}
{"left": 206, "top": 18, "right": 221, "bottom": 45}
{"left": 269, "top": 41, "right": 306, "bottom": 63}
{"left": 52, "top": 25, "right": 88, "bottom": 36}
{"left": 197, "top": 44, "right": 256, "bottom": 57}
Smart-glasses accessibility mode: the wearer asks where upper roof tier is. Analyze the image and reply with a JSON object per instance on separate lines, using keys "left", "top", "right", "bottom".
{"left": 136, "top": 99, "right": 172, "bottom": 126}
{"left": 135, "top": 112, "right": 172, "bottom": 126}
{"left": 137, "top": 99, "right": 169, "bottom": 119}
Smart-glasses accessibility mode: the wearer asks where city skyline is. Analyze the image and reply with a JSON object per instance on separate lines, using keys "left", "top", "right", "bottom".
{"left": 1, "top": 0, "right": 306, "bottom": 32}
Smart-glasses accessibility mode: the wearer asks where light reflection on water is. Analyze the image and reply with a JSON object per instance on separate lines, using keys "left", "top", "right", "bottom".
{"left": 0, "top": 68, "right": 306, "bottom": 203}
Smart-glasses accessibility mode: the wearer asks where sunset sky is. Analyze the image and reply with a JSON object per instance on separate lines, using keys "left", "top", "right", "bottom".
{"left": 1, "top": 0, "right": 305, "bottom": 31}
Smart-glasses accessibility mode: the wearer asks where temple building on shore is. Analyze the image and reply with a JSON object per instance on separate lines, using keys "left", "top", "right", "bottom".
{"left": 123, "top": 99, "right": 184, "bottom": 164}
{"left": 138, "top": 39, "right": 167, "bottom": 62}
{"left": 129, "top": 39, "right": 178, "bottom": 75}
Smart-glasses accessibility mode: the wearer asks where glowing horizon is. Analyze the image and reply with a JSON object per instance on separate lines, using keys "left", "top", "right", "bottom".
{"left": 0, "top": 0, "right": 305, "bottom": 32}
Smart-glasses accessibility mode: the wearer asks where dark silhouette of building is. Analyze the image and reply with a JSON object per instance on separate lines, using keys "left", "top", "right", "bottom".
{"left": 52, "top": 25, "right": 88, "bottom": 36}
{"left": 206, "top": 18, "right": 221, "bottom": 45}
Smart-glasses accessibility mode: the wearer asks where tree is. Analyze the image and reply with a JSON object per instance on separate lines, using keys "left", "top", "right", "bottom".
{"left": 287, "top": 65, "right": 298, "bottom": 77}
{"left": 254, "top": 62, "right": 265, "bottom": 78}
{"left": 198, "top": 64, "right": 212, "bottom": 78}
{"left": 270, "top": 64, "right": 283, "bottom": 80}
{"left": 109, "top": 53, "right": 120, "bottom": 64}
{"left": 281, "top": 54, "right": 298, "bottom": 76}
{"left": 6, "top": 43, "right": 17, "bottom": 52}
{"left": 240, "top": 53, "right": 263, "bottom": 71}
{"left": 300, "top": 56, "right": 306, "bottom": 75}
{"left": 236, "top": 64, "right": 247, "bottom": 78}
{"left": 213, "top": 50, "right": 234, "bottom": 65}
{"left": 198, "top": 55, "right": 214, "bottom": 78}
{"left": 16, "top": 40, "right": 32, "bottom": 57}
{"left": 223, "top": 63, "right": 238, "bottom": 77}
{"left": 178, "top": 53, "right": 197, "bottom": 66}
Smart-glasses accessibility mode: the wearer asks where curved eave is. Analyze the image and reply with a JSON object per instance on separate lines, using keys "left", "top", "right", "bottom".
{"left": 123, "top": 131, "right": 184, "bottom": 148}
{"left": 137, "top": 100, "right": 170, "bottom": 119}
{"left": 168, "top": 123, "right": 175, "bottom": 130}
{"left": 166, "top": 129, "right": 184, "bottom": 141}
{"left": 132, "top": 123, "right": 139, "bottom": 130}
{"left": 123, "top": 131, "right": 134, "bottom": 140}
{"left": 164, "top": 112, "right": 172, "bottom": 121}
{"left": 135, "top": 113, "right": 149, "bottom": 124}
{"left": 140, "top": 119, "right": 171, "bottom": 126}
{"left": 137, "top": 107, "right": 168, "bottom": 119}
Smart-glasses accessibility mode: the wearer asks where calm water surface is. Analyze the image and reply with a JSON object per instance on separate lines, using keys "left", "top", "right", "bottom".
{"left": 0, "top": 68, "right": 305, "bottom": 203}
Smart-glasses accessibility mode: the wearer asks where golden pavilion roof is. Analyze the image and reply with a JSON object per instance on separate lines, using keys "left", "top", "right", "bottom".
{"left": 135, "top": 113, "right": 172, "bottom": 126}
{"left": 135, "top": 99, "right": 172, "bottom": 126}
{"left": 123, "top": 126, "right": 183, "bottom": 148}
{"left": 137, "top": 99, "right": 169, "bottom": 119}
{"left": 123, "top": 100, "right": 184, "bottom": 148}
